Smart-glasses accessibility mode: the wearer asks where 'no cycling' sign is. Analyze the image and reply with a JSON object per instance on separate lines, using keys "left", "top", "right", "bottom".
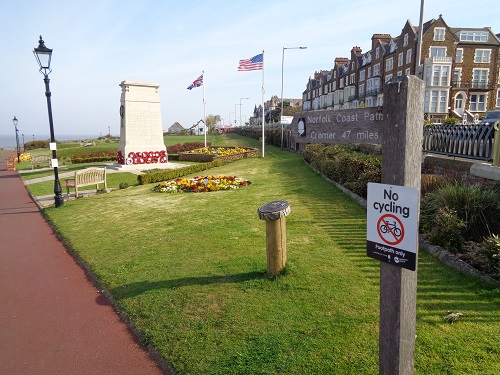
{"left": 366, "top": 183, "right": 419, "bottom": 271}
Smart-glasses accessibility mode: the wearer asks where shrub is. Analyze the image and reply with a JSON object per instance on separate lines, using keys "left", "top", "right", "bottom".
{"left": 72, "top": 150, "right": 117, "bottom": 164}
{"left": 420, "top": 184, "right": 500, "bottom": 242}
{"left": 304, "top": 144, "right": 381, "bottom": 198}
{"left": 167, "top": 142, "right": 210, "bottom": 153}
{"left": 480, "top": 234, "right": 500, "bottom": 276}
{"left": 137, "top": 160, "right": 223, "bottom": 185}
{"left": 425, "top": 207, "right": 464, "bottom": 253}
{"left": 420, "top": 174, "right": 456, "bottom": 196}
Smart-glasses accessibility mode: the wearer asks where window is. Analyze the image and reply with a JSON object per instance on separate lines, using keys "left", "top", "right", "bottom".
{"left": 350, "top": 73, "right": 355, "bottom": 84}
{"left": 406, "top": 49, "right": 412, "bottom": 64}
{"left": 430, "top": 47, "right": 446, "bottom": 57}
{"left": 385, "top": 57, "right": 393, "bottom": 72}
{"left": 434, "top": 27, "right": 445, "bottom": 41}
{"left": 359, "top": 84, "right": 365, "bottom": 96}
{"left": 453, "top": 68, "right": 462, "bottom": 86}
{"left": 469, "top": 93, "right": 486, "bottom": 111}
{"left": 455, "top": 48, "right": 463, "bottom": 63}
{"left": 385, "top": 74, "right": 393, "bottom": 82}
{"left": 473, "top": 69, "right": 489, "bottom": 88}
{"left": 376, "top": 47, "right": 380, "bottom": 59}
{"left": 425, "top": 65, "right": 449, "bottom": 86}
{"left": 397, "top": 71, "right": 403, "bottom": 76}
{"left": 403, "top": 33, "right": 409, "bottom": 47}
{"left": 359, "top": 69, "right": 365, "bottom": 81}
{"left": 424, "top": 90, "right": 448, "bottom": 112}
{"left": 352, "top": 62, "right": 355, "bottom": 70}
{"left": 460, "top": 31, "right": 488, "bottom": 42}
{"left": 475, "top": 49, "right": 491, "bottom": 63}
{"left": 398, "top": 53, "right": 403, "bottom": 67}
{"left": 405, "top": 68, "right": 411, "bottom": 76}
{"left": 340, "top": 77, "right": 344, "bottom": 88}
{"left": 367, "top": 66, "right": 372, "bottom": 78}
{"left": 373, "top": 63, "right": 380, "bottom": 76}
{"left": 497, "top": 89, "right": 500, "bottom": 107}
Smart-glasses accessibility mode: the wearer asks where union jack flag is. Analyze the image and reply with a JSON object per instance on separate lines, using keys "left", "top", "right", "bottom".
{"left": 238, "top": 53, "right": 263, "bottom": 71}
{"left": 187, "top": 74, "right": 204, "bottom": 90}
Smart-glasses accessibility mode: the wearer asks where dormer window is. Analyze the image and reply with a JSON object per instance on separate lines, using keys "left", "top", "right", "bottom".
{"left": 403, "top": 33, "right": 409, "bottom": 47}
{"left": 460, "top": 31, "right": 488, "bottom": 42}
{"left": 434, "top": 27, "right": 445, "bottom": 41}
{"left": 389, "top": 40, "right": 396, "bottom": 53}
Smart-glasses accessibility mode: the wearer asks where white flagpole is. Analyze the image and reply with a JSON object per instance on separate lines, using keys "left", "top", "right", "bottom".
{"left": 261, "top": 50, "right": 265, "bottom": 158}
{"left": 203, "top": 70, "right": 206, "bottom": 147}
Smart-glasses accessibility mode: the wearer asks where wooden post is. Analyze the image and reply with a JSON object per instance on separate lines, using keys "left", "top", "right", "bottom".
{"left": 258, "top": 200, "right": 291, "bottom": 277}
{"left": 493, "top": 121, "right": 500, "bottom": 167}
{"left": 379, "top": 75, "right": 424, "bottom": 375}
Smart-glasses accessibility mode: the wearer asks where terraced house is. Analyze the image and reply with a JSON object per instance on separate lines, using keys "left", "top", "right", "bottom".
{"left": 302, "top": 15, "right": 500, "bottom": 123}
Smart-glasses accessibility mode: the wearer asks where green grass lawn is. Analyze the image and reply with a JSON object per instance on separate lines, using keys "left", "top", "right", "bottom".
{"left": 35, "top": 134, "right": 500, "bottom": 374}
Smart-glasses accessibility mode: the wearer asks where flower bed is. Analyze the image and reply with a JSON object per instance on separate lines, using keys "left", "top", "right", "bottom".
{"left": 179, "top": 146, "right": 259, "bottom": 162}
{"left": 152, "top": 175, "right": 251, "bottom": 193}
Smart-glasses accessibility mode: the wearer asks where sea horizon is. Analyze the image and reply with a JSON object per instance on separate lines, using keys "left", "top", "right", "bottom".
{"left": 0, "top": 134, "right": 109, "bottom": 150}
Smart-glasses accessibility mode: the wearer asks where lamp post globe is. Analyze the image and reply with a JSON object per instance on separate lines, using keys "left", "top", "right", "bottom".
{"left": 34, "top": 36, "right": 64, "bottom": 207}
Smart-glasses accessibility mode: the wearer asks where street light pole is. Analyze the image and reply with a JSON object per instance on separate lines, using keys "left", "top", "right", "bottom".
{"left": 240, "top": 97, "right": 249, "bottom": 127}
{"left": 281, "top": 46, "right": 307, "bottom": 149}
{"left": 34, "top": 36, "right": 64, "bottom": 207}
{"left": 13, "top": 117, "right": 20, "bottom": 162}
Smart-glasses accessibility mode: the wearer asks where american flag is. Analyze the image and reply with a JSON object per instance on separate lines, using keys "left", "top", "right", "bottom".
{"left": 187, "top": 74, "right": 204, "bottom": 90}
{"left": 238, "top": 53, "right": 263, "bottom": 71}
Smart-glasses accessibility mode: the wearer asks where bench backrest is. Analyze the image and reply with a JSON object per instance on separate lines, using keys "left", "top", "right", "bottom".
{"left": 32, "top": 155, "right": 51, "bottom": 162}
{"left": 75, "top": 167, "right": 106, "bottom": 185}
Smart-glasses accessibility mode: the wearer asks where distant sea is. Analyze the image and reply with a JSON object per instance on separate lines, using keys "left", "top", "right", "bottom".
{"left": 0, "top": 134, "right": 100, "bottom": 150}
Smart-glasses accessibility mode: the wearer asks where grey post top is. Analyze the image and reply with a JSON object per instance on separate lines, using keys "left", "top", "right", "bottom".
{"left": 258, "top": 200, "right": 291, "bottom": 221}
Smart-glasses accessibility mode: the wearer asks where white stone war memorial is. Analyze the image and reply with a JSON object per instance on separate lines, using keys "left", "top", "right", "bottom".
{"left": 117, "top": 81, "right": 168, "bottom": 169}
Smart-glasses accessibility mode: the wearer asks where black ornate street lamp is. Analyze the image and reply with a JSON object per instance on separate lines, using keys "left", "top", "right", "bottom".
{"left": 12, "top": 116, "right": 20, "bottom": 162}
{"left": 34, "top": 36, "right": 64, "bottom": 207}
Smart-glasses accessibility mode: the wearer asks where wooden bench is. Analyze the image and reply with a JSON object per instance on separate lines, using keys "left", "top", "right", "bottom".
{"left": 64, "top": 167, "right": 107, "bottom": 199}
{"left": 31, "top": 154, "right": 51, "bottom": 170}
{"left": 5, "top": 154, "right": 17, "bottom": 171}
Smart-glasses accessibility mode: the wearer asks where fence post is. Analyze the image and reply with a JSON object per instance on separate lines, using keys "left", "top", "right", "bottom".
{"left": 493, "top": 121, "right": 500, "bottom": 167}
{"left": 379, "top": 75, "right": 424, "bottom": 375}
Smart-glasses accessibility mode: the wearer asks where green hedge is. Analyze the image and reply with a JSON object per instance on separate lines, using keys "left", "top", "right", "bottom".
{"left": 72, "top": 156, "right": 117, "bottom": 164}
{"left": 137, "top": 160, "right": 224, "bottom": 184}
{"left": 304, "top": 144, "right": 382, "bottom": 198}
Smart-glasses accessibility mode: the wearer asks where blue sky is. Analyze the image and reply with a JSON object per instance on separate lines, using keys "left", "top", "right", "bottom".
{"left": 2, "top": 0, "right": 499, "bottom": 139}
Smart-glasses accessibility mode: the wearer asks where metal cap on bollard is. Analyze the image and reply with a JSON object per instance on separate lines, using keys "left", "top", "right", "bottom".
{"left": 258, "top": 200, "right": 290, "bottom": 221}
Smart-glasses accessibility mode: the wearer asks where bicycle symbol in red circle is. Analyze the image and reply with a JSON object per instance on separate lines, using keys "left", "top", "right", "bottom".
{"left": 377, "top": 214, "right": 404, "bottom": 245}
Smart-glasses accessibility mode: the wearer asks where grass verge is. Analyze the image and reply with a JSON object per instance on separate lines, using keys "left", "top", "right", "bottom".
{"left": 37, "top": 135, "right": 500, "bottom": 374}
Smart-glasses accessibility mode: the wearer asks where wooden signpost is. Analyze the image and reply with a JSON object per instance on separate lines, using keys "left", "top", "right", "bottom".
{"left": 291, "top": 75, "right": 425, "bottom": 374}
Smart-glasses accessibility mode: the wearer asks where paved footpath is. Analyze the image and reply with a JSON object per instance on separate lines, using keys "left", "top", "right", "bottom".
{"left": 0, "top": 153, "right": 169, "bottom": 374}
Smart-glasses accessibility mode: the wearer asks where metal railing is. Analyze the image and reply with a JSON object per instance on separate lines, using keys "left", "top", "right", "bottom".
{"left": 423, "top": 123, "right": 495, "bottom": 161}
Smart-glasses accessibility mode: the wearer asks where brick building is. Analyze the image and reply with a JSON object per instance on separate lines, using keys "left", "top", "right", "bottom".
{"left": 302, "top": 15, "right": 500, "bottom": 123}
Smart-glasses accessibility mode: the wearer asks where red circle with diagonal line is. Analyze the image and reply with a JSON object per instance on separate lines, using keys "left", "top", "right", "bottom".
{"left": 377, "top": 214, "right": 404, "bottom": 245}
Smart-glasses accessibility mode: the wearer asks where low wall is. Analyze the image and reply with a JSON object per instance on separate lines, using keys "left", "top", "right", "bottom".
{"left": 422, "top": 154, "right": 500, "bottom": 185}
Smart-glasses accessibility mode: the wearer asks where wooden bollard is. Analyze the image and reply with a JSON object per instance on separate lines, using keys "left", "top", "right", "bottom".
{"left": 258, "top": 200, "right": 291, "bottom": 277}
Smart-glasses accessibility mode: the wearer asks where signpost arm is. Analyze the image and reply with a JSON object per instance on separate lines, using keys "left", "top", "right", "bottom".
{"left": 379, "top": 75, "right": 424, "bottom": 375}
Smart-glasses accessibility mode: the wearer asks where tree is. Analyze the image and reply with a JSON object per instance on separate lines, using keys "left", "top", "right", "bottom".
{"left": 205, "top": 114, "right": 220, "bottom": 133}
